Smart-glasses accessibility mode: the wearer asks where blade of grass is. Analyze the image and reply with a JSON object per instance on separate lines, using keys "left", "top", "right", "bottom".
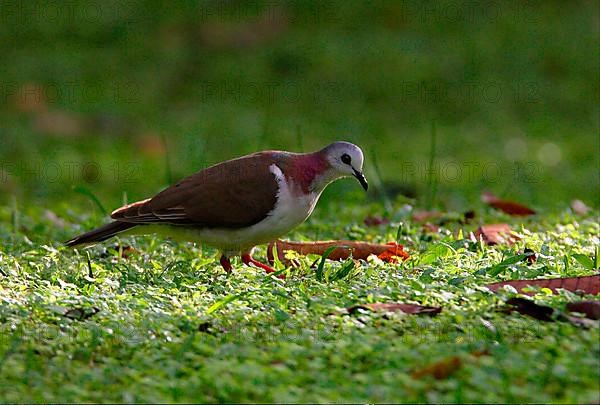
{"left": 316, "top": 246, "right": 338, "bottom": 282}
{"left": 86, "top": 251, "right": 93, "bottom": 278}
{"left": 270, "top": 243, "right": 284, "bottom": 271}
{"left": 425, "top": 120, "right": 438, "bottom": 210}
{"left": 206, "top": 293, "right": 243, "bottom": 315}
{"left": 572, "top": 254, "right": 594, "bottom": 270}
{"left": 73, "top": 186, "right": 106, "bottom": 215}
{"left": 370, "top": 147, "right": 392, "bottom": 213}
{"left": 331, "top": 258, "right": 356, "bottom": 281}
{"left": 10, "top": 196, "right": 19, "bottom": 235}
{"left": 395, "top": 222, "right": 404, "bottom": 242}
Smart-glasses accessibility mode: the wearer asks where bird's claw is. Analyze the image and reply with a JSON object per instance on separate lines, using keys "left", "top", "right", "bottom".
{"left": 242, "top": 254, "right": 285, "bottom": 279}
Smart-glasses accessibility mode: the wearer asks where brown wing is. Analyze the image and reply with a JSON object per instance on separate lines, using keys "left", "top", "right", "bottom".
{"left": 111, "top": 152, "right": 282, "bottom": 228}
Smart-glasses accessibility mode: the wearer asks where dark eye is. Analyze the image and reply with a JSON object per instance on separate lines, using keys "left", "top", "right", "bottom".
{"left": 341, "top": 154, "right": 352, "bottom": 165}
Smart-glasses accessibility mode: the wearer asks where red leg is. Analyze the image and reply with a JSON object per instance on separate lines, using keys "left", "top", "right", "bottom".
{"left": 242, "top": 253, "right": 284, "bottom": 278}
{"left": 220, "top": 255, "right": 233, "bottom": 273}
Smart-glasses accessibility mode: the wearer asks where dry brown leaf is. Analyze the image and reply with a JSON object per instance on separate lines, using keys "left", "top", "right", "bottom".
{"left": 64, "top": 307, "right": 100, "bottom": 321}
{"left": 422, "top": 223, "right": 440, "bottom": 233}
{"left": 481, "top": 191, "right": 536, "bottom": 216}
{"left": 470, "top": 349, "right": 491, "bottom": 358}
{"left": 116, "top": 245, "right": 138, "bottom": 259}
{"left": 136, "top": 133, "right": 166, "bottom": 157}
{"left": 411, "top": 356, "right": 462, "bottom": 379}
{"left": 487, "top": 275, "right": 599, "bottom": 295}
{"left": 100, "top": 245, "right": 138, "bottom": 260}
{"left": 34, "top": 110, "right": 88, "bottom": 137}
{"left": 347, "top": 302, "right": 441, "bottom": 316}
{"left": 411, "top": 350, "right": 491, "bottom": 380}
{"left": 267, "top": 240, "right": 409, "bottom": 266}
{"left": 376, "top": 242, "right": 411, "bottom": 263}
{"left": 566, "top": 301, "right": 600, "bottom": 320}
{"left": 412, "top": 210, "right": 443, "bottom": 222}
{"left": 12, "top": 82, "right": 48, "bottom": 113}
{"left": 504, "top": 297, "right": 554, "bottom": 321}
{"left": 473, "top": 223, "right": 520, "bottom": 245}
{"left": 503, "top": 298, "right": 599, "bottom": 327}
{"left": 523, "top": 248, "right": 538, "bottom": 265}
{"left": 199, "top": 7, "right": 288, "bottom": 49}
{"left": 363, "top": 215, "right": 390, "bottom": 227}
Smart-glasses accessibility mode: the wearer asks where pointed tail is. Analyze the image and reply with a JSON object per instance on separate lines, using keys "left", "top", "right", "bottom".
{"left": 65, "top": 221, "right": 137, "bottom": 247}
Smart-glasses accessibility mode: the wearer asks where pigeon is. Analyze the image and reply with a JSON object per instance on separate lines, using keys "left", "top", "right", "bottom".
{"left": 66, "top": 141, "right": 368, "bottom": 274}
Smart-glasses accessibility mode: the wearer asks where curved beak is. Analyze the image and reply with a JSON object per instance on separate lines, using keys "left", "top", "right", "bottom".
{"left": 352, "top": 168, "right": 368, "bottom": 191}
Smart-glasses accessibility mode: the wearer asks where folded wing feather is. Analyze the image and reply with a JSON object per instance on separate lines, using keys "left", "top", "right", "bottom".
{"left": 111, "top": 153, "right": 282, "bottom": 229}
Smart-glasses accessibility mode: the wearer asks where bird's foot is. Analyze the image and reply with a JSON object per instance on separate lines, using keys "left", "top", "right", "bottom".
{"left": 220, "top": 255, "right": 233, "bottom": 273}
{"left": 242, "top": 254, "right": 284, "bottom": 279}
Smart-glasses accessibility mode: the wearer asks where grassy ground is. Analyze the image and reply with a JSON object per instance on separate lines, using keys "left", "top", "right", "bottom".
{"left": 0, "top": 0, "right": 599, "bottom": 402}
{"left": 0, "top": 200, "right": 598, "bottom": 402}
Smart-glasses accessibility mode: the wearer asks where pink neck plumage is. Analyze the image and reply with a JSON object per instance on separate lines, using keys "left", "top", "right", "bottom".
{"left": 286, "top": 152, "right": 333, "bottom": 194}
